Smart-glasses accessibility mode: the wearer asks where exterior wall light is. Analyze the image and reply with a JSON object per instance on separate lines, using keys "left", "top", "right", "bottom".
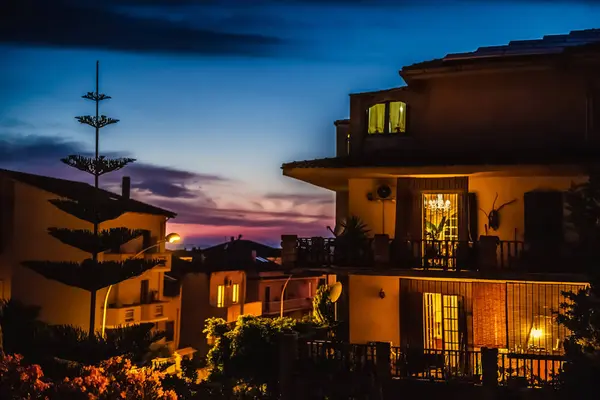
{"left": 379, "top": 289, "right": 386, "bottom": 299}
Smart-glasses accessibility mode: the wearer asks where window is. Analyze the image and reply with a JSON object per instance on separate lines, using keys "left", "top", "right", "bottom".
{"left": 217, "top": 284, "right": 225, "bottom": 308}
{"left": 232, "top": 284, "right": 239, "bottom": 303}
{"left": 125, "top": 309, "right": 134, "bottom": 322}
{"left": 367, "top": 101, "right": 407, "bottom": 134}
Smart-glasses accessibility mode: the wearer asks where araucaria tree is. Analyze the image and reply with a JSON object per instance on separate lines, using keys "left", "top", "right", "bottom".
{"left": 23, "top": 61, "right": 160, "bottom": 337}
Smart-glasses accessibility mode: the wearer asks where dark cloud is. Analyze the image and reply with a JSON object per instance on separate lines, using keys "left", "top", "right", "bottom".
{"left": 152, "top": 196, "right": 332, "bottom": 228}
{"left": 0, "top": 133, "right": 225, "bottom": 205}
{"left": 0, "top": 0, "right": 285, "bottom": 57}
{"left": 0, "top": 134, "right": 87, "bottom": 164}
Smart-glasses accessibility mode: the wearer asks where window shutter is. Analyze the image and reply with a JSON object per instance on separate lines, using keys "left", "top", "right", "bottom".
{"left": 467, "top": 193, "right": 478, "bottom": 241}
{"left": 524, "top": 191, "right": 564, "bottom": 244}
{"left": 401, "top": 291, "right": 424, "bottom": 348}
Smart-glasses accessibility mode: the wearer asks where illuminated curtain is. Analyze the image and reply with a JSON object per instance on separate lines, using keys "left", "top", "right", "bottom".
{"left": 368, "top": 103, "right": 385, "bottom": 134}
{"left": 389, "top": 101, "right": 406, "bottom": 133}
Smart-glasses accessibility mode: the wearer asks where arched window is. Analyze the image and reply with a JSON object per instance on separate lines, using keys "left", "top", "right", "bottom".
{"left": 367, "top": 101, "right": 407, "bottom": 134}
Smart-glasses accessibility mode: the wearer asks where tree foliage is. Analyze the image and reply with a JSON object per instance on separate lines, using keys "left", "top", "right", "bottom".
{"left": 312, "top": 284, "right": 335, "bottom": 327}
{"left": 203, "top": 315, "right": 321, "bottom": 397}
{"left": 557, "top": 174, "right": 600, "bottom": 394}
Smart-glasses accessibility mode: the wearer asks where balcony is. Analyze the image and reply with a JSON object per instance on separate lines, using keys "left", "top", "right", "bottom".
{"left": 263, "top": 297, "right": 312, "bottom": 315}
{"left": 281, "top": 235, "right": 584, "bottom": 275}
{"left": 98, "top": 252, "right": 172, "bottom": 272}
{"left": 105, "top": 298, "right": 177, "bottom": 328}
{"left": 211, "top": 301, "right": 263, "bottom": 322}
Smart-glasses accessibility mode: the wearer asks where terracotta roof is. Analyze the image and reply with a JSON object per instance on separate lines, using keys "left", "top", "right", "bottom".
{"left": 0, "top": 168, "right": 176, "bottom": 218}
{"left": 402, "top": 28, "right": 600, "bottom": 73}
{"left": 282, "top": 147, "right": 600, "bottom": 170}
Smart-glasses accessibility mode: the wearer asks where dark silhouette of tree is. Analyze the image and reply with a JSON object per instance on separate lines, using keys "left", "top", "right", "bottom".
{"left": 557, "top": 173, "right": 600, "bottom": 394}
{"left": 22, "top": 61, "right": 160, "bottom": 337}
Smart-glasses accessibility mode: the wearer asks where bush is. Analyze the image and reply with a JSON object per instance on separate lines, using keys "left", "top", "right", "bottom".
{"left": 0, "top": 353, "right": 177, "bottom": 399}
{"left": 204, "top": 315, "right": 321, "bottom": 397}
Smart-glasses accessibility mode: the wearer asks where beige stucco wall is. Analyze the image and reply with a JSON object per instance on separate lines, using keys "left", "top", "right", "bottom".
{"left": 6, "top": 181, "right": 175, "bottom": 335}
{"left": 348, "top": 178, "right": 396, "bottom": 237}
{"left": 469, "top": 175, "right": 585, "bottom": 241}
{"left": 209, "top": 270, "right": 245, "bottom": 307}
{"left": 349, "top": 275, "right": 400, "bottom": 345}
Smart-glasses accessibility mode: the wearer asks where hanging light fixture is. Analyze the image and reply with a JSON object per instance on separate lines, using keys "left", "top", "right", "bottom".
{"left": 424, "top": 194, "right": 452, "bottom": 212}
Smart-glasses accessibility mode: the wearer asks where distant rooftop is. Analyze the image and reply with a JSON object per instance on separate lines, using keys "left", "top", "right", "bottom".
{"left": 403, "top": 28, "right": 600, "bottom": 73}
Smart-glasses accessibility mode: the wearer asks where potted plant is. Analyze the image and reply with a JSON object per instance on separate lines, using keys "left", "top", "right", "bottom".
{"left": 328, "top": 216, "right": 370, "bottom": 266}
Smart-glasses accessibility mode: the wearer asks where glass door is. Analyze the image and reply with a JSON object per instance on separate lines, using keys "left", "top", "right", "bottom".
{"left": 422, "top": 193, "right": 459, "bottom": 268}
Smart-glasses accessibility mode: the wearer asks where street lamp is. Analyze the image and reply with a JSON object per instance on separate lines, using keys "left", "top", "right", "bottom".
{"left": 100, "top": 232, "right": 181, "bottom": 338}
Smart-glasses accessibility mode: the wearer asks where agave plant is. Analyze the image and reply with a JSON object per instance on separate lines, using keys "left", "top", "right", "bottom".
{"left": 329, "top": 215, "right": 370, "bottom": 240}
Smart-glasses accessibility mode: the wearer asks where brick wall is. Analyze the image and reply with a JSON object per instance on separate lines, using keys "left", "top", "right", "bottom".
{"left": 473, "top": 282, "right": 506, "bottom": 348}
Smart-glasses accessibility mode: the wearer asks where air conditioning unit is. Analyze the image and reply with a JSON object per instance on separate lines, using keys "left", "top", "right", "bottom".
{"left": 367, "top": 184, "right": 394, "bottom": 201}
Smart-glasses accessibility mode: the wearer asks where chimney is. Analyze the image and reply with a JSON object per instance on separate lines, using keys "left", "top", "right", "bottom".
{"left": 122, "top": 176, "right": 131, "bottom": 199}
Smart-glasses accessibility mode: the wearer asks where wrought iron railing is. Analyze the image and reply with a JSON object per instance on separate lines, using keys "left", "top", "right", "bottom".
{"left": 391, "top": 347, "right": 482, "bottom": 382}
{"left": 292, "top": 237, "right": 525, "bottom": 271}
{"left": 497, "top": 352, "right": 564, "bottom": 388}
{"left": 298, "top": 340, "right": 377, "bottom": 374}
{"left": 299, "top": 341, "right": 563, "bottom": 387}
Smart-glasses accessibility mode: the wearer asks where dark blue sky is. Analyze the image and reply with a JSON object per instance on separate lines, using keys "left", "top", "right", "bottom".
{"left": 1, "top": 0, "right": 599, "bottom": 247}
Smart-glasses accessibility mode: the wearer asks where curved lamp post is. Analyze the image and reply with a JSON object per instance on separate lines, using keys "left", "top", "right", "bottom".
{"left": 280, "top": 274, "right": 293, "bottom": 318}
{"left": 101, "top": 232, "right": 181, "bottom": 338}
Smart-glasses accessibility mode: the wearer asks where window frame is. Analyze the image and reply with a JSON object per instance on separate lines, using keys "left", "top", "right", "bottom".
{"left": 366, "top": 100, "right": 408, "bottom": 135}
{"left": 232, "top": 283, "right": 240, "bottom": 304}
{"left": 217, "top": 284, "right": 225, "bottom": 308}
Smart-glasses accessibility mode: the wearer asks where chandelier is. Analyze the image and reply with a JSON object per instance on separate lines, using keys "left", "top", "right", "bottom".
{"left": 424, "top": 194, "right": 452, "bottom": 212}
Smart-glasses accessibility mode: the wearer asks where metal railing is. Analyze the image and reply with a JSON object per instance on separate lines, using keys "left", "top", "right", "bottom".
{"left": 263, "top": 298, "right": 312, "bottom": 314}
{"left": 497, "top": 352, "right": 564, "bottom": 388}
{"left": 299, "top": 341, "right": 564, "bottom": 387}
{"left": 298, "top": 340, "right": 377, "bottom": 374}
{"left": 391, "top": 347, "right": 482, "bottom": 382}
{"left": 293, "top": 237, "right": 525, "bottom": 271}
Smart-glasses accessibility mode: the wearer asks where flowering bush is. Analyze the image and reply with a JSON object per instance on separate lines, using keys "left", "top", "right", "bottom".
{"left": 0, "top": 353, "right": 50, "bottom": 399}
{"left": 56, "top": 356, "right": 177, "bottom": 399}
{"left": 0, "top": 353, "right": 177, "bottom": 399}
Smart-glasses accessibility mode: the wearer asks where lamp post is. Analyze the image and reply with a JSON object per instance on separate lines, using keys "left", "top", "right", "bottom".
{"left": 101, "top": 232, "right": 181, "bottom": 338}
{"left": 280, "top": 274, "right": 293, "bottom": 318}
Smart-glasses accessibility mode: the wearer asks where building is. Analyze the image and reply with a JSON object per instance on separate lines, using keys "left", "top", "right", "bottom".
{"left": 177, "top": 238, "right": 329, "bottom": 357}
{"left": 281, "top": 30, "right": 600, "bottom": 377}
{"left": 0, "top": 169, "right": 184, "bottom": 354}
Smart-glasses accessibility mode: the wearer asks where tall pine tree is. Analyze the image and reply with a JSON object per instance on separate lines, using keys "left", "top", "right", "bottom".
{"left": 23, "top": 61, "right": 160, "bottom": 337}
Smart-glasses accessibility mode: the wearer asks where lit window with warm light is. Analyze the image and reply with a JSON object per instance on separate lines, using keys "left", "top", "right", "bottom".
{"left": 367, "top": 101, "right": 407, "bottom": 134}
{"left": 217, "top": 285, "right": 225, "bottom": 308}
{"left": 232, "top": 284, "right": 239, "bottom": 303}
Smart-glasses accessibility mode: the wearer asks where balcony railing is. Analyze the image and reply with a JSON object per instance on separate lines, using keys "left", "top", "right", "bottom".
{"left": 298, "top": 341, "right": 564, "bottom": 387}
{"left": 282, "top": 235, "right": 528, "bottom": 272}
{"left": 98, "top": 252, "right": 172, "bottom": 272}
{"left": 263, "top": 298, "right": 312, "bottom": 315}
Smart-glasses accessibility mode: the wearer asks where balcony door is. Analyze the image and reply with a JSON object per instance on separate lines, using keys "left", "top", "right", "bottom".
{"left": 423, "top": 293, "right": 461, "bottom": 351}
{"left": 422, "top": 193, "right": 459, "bottom": 268}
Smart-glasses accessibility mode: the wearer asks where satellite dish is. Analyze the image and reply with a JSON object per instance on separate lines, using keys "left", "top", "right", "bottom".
{"left": 329, "top": 282, "right": 343, "bottom": 303}
{"left": 377, "top": 184, "right": 392, "bottom": 199}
